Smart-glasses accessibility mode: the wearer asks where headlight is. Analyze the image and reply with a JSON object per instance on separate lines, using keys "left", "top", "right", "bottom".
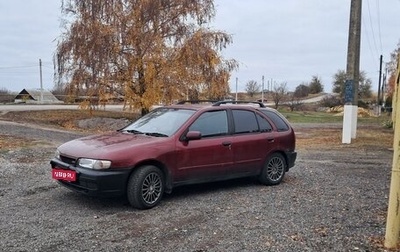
{"left": 55, "top": 150, "right": 61, "bottom": 160}
{"left": 78, "top": 158, "right": 112, "bottom": 170}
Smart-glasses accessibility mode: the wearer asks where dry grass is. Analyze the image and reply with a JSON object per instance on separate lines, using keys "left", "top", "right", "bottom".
{"left": 0, "top": 110, "right": 139, "bottom": 150}
{"left": 296, "top": 126, "right": 393, "bottom": 150}
{"left": 0, "top": 110, "right": 394, "bottom": 151}
{"left": 0, "top": 134, "right": 33, "bottom": 150}
{"left": 0, "top": 109, "right": 139, "bottom": 131}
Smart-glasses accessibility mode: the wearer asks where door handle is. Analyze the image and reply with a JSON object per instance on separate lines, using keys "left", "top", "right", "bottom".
{"left": 267, "top": 138, "right": 275, "bottom": 143}
{"left": 222, "top": 141, "right": 232, "bottom": 146}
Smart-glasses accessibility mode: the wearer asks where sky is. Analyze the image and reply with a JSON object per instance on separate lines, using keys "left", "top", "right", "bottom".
{"left": 0, "top": 0, "right": 399, "bottom": 94}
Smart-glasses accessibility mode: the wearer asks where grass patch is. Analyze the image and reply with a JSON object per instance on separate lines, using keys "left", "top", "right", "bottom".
{"left": 281, "top": 110, "right": 391, "bottom": 125}
{"left": 281, "top": 111, "right": 343, "bottom": 123}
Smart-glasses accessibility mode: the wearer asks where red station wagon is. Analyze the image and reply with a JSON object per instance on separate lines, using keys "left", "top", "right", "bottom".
{"left": 51, "top": 101, "right": 297, "bottom": 209}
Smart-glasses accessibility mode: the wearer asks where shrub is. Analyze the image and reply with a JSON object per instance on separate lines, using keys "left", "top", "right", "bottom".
{"left": 0, "top": 88, "right": 14, "bottom": 103}
{"left": 319, "top": 95, "right": 342, "bottom": 108}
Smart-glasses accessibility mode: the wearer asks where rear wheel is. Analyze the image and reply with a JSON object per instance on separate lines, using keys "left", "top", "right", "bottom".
{"left": 127, "top": 165, "right": 164, "bottom": 209}
{"left": 259, "top": 153, "right": 286, "bottom": 185}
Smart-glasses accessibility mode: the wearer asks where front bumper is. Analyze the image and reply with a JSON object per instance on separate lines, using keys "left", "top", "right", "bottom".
{"left": 50, "top": 158, "right": 131, "bottom": 197}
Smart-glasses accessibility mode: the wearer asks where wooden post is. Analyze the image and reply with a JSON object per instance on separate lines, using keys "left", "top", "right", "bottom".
{"left": 385, "top": 55, "right": 400, "bottom": 248}
{"left": 393, "top": 58, "right": 399, "bottom": 128}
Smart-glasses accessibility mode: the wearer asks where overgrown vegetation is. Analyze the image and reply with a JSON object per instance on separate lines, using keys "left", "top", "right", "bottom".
{"left": 318, "top": 95, "right": 342, "bottom": 108}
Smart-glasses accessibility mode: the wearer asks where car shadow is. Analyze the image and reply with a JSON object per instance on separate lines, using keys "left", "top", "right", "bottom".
{"left": 163, "top": 177, "right": 260, "bottom": 200}
{"left": 53, "top": 175, "right": 294, "bottom": 210}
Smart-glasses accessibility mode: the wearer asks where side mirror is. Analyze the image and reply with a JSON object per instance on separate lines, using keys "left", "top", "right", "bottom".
{"left": 185, "top": 131, "right": 202, "bottom": 141}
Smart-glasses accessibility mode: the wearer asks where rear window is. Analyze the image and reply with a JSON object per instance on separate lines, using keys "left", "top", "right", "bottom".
{"left": 260, "top": 110, "right": 290, "bottom": 132}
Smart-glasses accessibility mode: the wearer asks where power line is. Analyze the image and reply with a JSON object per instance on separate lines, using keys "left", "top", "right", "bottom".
{"left": 376, "top": 0, "right": 383, "bottom": 52}
{"left": 362, "top": 17, "right": 379, "bottom": 70}
{"left": 0, "top": 65, "right": 37, "bottom": 70}
{"left": 366, "top": 0, "right": 380, "bottom": 57}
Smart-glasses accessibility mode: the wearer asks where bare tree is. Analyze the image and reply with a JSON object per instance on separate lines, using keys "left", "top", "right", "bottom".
{"left": 271, "top": 82, "right": 288, "bottom": 109}
{"left": 287, "top": 93, "right": 303, "bottom": 111}
{"left": 245, "top": 80, "right": 260, "bottom": 98}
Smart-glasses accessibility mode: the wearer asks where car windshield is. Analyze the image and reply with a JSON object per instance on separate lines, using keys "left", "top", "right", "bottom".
{"left": 122, "top": 108, "right": 196, "bottom": 137}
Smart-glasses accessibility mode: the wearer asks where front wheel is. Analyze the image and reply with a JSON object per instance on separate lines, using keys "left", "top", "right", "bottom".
{"left": 259, "top": 153, "right": 286, "bottom": 185}
{"left": 127, "top": 165, "right": 165, "bottom": 209}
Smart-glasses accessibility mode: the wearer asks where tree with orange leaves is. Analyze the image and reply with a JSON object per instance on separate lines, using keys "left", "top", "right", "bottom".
{"left": 55, "top": 0, "right": 237, "bottom": 115}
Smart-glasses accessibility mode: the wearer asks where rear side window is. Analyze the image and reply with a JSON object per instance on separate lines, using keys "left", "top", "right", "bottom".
{"left": 189, "top": 110, "right": 228, "bottom": 137}
{"left": 232, "top": 110, "right": 259, "bottom": 134}
{"left": 256, "top": 114, "right": 273, "bottom": 132}
{"left": 260, "top": 110, "right": 289, "bottom": 131}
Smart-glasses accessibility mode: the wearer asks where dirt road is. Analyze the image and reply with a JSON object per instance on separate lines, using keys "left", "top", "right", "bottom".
{"left": 0, "top": 120, "right": 393, "bottom": 251}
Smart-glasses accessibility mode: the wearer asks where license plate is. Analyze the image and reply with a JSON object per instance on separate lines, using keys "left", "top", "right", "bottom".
{"left": 52, "top": 169, "right": 76, "bottom": 182}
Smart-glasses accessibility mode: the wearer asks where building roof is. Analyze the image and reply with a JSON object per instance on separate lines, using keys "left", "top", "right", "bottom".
{"left": 14, "top": 88, "right": 61, "bottom": 103}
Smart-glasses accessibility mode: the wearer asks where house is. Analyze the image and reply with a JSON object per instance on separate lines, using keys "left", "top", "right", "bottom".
{"left": 14, "top": 89, "right": 62, "bottom": 104}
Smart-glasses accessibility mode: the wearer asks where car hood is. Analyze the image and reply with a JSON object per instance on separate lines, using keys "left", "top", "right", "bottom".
{"left": 58, "top": 131, "right": 170, "bottom": 160}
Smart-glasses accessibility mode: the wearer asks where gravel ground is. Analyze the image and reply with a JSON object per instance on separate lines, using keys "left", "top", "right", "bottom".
{"left": 0, "top": 120, "right": 394, "bottom": 251}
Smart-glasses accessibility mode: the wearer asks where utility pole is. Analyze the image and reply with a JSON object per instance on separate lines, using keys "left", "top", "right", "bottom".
{"left": 382, "top": 67, "right": 387, "bottom": 106}
{"left": 39, "top": 59, "right": 43, "bottom": 103}
{"left": 235, "top": 77, "right": 238, "bottom": 101}
{"left": 342, "top": 0, "right": 362, "bottom": 144}
{"left": 377, "top": 55, "right": 383, "bottom": 115}
{"left": 261, "top": 76, "right": 265, "bottom": 103}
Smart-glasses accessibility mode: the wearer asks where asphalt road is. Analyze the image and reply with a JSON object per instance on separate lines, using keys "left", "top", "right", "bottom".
{"left": 0, "top": 104, "right": 125, "bottom": 112}
{"left": 0, "top": 94, "right": 331, "bottom": 112}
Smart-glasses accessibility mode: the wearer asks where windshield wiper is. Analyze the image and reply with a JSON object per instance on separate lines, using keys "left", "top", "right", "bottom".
{"left": 144, "top": 132, "right": 168, "bottom": 137}
{"left": 124, "top": 129, "right": 144, "bottom": 134}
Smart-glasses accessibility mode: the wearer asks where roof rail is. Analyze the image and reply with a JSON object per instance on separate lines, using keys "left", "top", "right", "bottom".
{"left": 212, "top": 100, "right": 266, "bottom": 108}
{"left": 176, "top": 100, "right": 218, "bottom": 105}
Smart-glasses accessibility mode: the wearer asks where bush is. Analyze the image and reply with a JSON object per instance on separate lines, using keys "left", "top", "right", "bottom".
{"left": 0, "top": 88, "right": 15, "bottom": 103}
{"left": 382, "top": 120, "right": 393, "bottom": 129}
{"left": 319, "top": 95, "right": 342, "bottom": 108}
{"left": 357, "top": 100, "right": 370, "bottom": 109}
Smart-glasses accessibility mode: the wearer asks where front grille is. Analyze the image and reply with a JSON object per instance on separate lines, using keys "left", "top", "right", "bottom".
{"left": 60, "top": 155, "right": 76, "bottom": 166}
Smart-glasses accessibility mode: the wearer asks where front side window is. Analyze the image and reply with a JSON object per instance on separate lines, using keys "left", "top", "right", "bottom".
{"left": 189, "top": 110, "right": 228, "bottom": 137}
{"left": 232, "top": 110, "right": 259, "bottom": 134}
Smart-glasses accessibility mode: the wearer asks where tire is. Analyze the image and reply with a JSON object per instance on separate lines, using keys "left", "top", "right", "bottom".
{"left": 259, "top": 153, "right": 286, "bottom": 185}
{"left": 127, "top": 165, "right": 165, "bottom": 209}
